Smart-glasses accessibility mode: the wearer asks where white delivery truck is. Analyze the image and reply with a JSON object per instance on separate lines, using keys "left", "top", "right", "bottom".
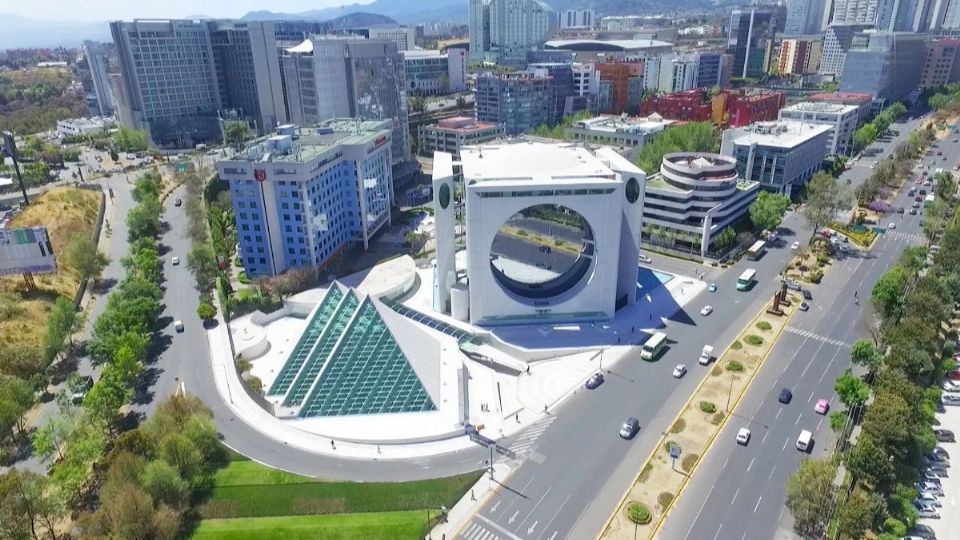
{"left": 699, "top": 345, "right": 714, "bottom": 365}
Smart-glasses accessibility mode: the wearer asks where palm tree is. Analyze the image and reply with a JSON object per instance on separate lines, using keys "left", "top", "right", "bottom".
{"left": 455, "top": 95, "right": 467, "bottom": 111}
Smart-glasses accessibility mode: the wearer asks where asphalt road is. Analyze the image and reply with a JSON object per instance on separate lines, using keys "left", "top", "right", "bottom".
{"left": 454, "top": 110, "right": 934, "bottom": 540}
{"left": 661, "top": 119, "right": 942, "bottom": 540}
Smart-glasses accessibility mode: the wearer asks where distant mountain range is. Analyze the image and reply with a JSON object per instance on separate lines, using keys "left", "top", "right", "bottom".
{"left": 241, "top": 0, "right": 465, "bottom": 25}
{"left": 242, "top": 11, "right": 398, "bottom": 27}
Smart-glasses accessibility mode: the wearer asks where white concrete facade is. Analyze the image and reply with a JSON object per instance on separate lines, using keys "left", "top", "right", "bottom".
{"left": 778, "top": 101, "right": 860, "bottom": 156}
{"left": 434, "top": 142, "right": 645, "bottom": 326}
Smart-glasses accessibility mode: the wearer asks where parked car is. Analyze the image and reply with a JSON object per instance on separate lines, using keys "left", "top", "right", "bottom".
{"left": 906, "top": 524, "right": 938, "bottom": 539}
{"left": 941, "top": 394, "right": 960, "bottom": 405}
{"left": 585, "top": 373, "right": 604, "bottom": 390}
{"left": 779, "top": 388, "right": 793, "bottom": 404}
{"left": 799, "top": 302, "right": 809, "bottom": 311}
{"left": 70, "top": 375, "right": 94, "bottom": 404}
{"left": 917, "top": 482, "right": 944, "bottom": 496}
{"left": 175, "top": 198, "right": 182, "bottom": 207}
{"left": 802, "top": 289, "right": 813, "bottom": 300}
{"left": 916, "top": 492, "right": 942, "bottom": 507}
{"left": 931, "top": 447, "right": 950, "bottom": 460}
{"left": 619, "top": 417, "right": 640, "bottom": 439}
{"left": 934, "top": 428, "right": 956, "bottom": 442}
{"left": 942, "top": 380, "right": 960, "bottom": 392}
{"left": 673, "top": 364, "right": 687, "bottom": 378}
{"left": 736, "top": 427, "right": 751, "bottom": 445}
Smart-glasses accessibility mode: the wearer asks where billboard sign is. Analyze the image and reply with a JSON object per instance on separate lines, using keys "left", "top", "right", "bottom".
{"left": 0, "top": 226, "right": 57, "bottom": 276}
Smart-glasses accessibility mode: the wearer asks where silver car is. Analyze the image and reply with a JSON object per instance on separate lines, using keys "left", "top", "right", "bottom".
{"left": 619, "top": 417, "right": 640, "bottom": 439}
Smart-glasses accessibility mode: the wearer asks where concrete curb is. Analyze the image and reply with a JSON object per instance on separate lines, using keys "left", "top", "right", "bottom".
{"left": 596, "top": 296, "right": 798, "bottom": 540}
{"left": 429, "top": 463, "right": 518, "bottom": 540}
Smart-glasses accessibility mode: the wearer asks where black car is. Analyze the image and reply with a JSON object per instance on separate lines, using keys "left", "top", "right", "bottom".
{"left": 907, "top": 524, "right": 937, "bottom": 539}
{"left": 896, "top": 207, "right": 905, "bottom": 214}
{"left": 585, "top": 373, "right": 604, "bottom": 389}
{"left": 175, "top": 198, "right": 182, "bottom": 207}
{"left": 799, "top": 302, "right": 809, "bottom": 311}
{"left": 778, "top": 388, "right": 793, "bottom": 404}
{"left": 935, "top": 428, "right": 956, "bottom": 442}
{"left": 802, "top": 289, "right": 812, "bottom": 300}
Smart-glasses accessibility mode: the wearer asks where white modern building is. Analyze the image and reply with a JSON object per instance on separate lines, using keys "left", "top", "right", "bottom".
{"left": 402, "top": 49, "right": 467, "bottom": 95}
{"left": 82, "top": 41, "right": 114, "bottom": 117}
{"left": 565, "top": 114, "right": 675, "bottom": 148}
{"left": 57, "top": 117, "right": 114, "bottom": 138}
{"left": 658, "top": 53, "right": 700, "bottom": 93}
{"left": 366, "top": 25, "right": 416, "bottom": 51}
{"left": 572, "top": 62, "right": 599, "bottom": 98}
{"left": 721, "top": 121, "right": 832, "bottom": 196}
{"left": 418, "top": 116, "right": 503, "bottom": 157}
{"left": 432, "top": 142, "right": 645, "bottom": 325}
{"left": 778, "top": 101, "right": 860, "bottom": 156}
{"left": 643, "top": 153, "right": 760, "bottom": 257}
{"left": 561, "top": 9, "right": 595, "bottom": 28}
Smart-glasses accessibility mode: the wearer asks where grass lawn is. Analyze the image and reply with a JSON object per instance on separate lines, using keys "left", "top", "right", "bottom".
{"left": 189, "top": 511, "right": 425, "bottom": 540}
{"left": 197, "top": 458, "right": 482, "bottom": 519}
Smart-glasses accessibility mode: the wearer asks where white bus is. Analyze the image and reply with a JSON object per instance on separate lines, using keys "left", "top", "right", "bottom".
{"left": 747, "top": 240, "right": 767, "bottom": 261}
{"left": 641, "top": 331, "right": 668, "bottom": 360}
{"left": 736, "top": 269, "right": 757, "bottom": 291}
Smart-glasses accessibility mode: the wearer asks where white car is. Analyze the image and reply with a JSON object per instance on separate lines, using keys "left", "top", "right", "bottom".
{"left": 791, "top": 241, "right": 800, "bottom": 250}
{"left": 672, "top": 364, "right": 687, "bottom": 378}
{"left": 736, "top": 427, "right": 751, "bottom": 445}
{"left": 171, "top": 256, "right": 180, "bottom": 265}
{"left": 942, "top": 380, "right": 960, "bottom": 392}
{"left": 174, "top": 320, "right": 184, "bottom": 332}
{"left": 700, "top": 305, "right": 713, "bottom": 316}
{"left": 888, "top": 222, "right": 896, "bottom": 230}
{"left": 638, "top": 254, "right": 652, "bottom": 264}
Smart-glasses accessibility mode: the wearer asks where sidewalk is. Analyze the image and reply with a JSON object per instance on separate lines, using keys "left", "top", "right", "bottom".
{"left": 427, "top": 462, "right": 514, "bottom": 540}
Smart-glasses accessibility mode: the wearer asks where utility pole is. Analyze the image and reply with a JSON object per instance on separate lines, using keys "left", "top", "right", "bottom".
{"left": 2, "top": 131, "right": 29, "bottom": 206}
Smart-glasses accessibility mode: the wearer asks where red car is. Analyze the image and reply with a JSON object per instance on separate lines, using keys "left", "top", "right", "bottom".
{"left": 948, "top": 371, "right": 960, "bottom": 381}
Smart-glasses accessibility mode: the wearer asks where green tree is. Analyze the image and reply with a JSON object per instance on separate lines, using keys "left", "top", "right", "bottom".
{"left": 196, "top": 302, "right": 217, "bottom": 321}
{"left": 829, "top": 411, "right": 847, "bottom": 433}
{"left": 409, "top": 95, "right": 427, "bottom": 114}
{"left": 41, "top": 297, "right": 80, "bottom": 366}
{"left": 455, "top": 95, "right": 467, "bottom": 110}
{"left": 802, "top": 172, "right": 848, "bottom": 242}
{"left": 635, "top": 122, "right": 719, "bottom": 173}
{"left": 713, "top": 226, "right": 737, "bottom": 251}
{"left": 846, "top": 434, "right": 893, "bottom": 489}
{"left": 836, "top": 495, "right": 874, "bottom": 540}
{"left": 928, "top": 93, "right": 949, "bottom": 111}
{"left": 158, "top": 433, "right": 203, "bottom": 486}
{"left": 872, "top": 265, "right": 907, "bottom": 319}
{"left": 132, "top": 174, "right": 160, "bottom": 203}
{"left": 0, "top": 376, "right": 35, "bottom": 437}
{"left": 0, "top": 470, "right": 64, "bottom": 540}
{"left": 935, "top": 171, "right": 957, "bottom": 201}
{"left": 126, "top": 197, "right": 163, "bottom": 241}
{"left": 853, "top": 123, "right": 878, "bottom": 154}
{"left": 0, "top": 346, "right": 43, "bottom": 380}
{"left": 223, "top": 120, "right": 251, "bottom": 149}
{"left": 83, "top": 367, "right": 131, "bottom": 427}
{"left": 32, "top": 414, "right": 74, "bottom": 463}
{"left": 785, "top": 458, "right": 836, "bottom": 536}
{"left": 113, "top": 127, "right": 149, "bottom": 152}
{"left": 834, "top": 369, "right": 870, "bottom": 407}
{"left": 142, "top": 459, "right": 189, "bottom": 508}
{"left": 749, "top": 191, "right": 791, "bottom": 232}
{"left": 850, "top": 338, "right": 882, "bottom": 377}
{"left": 187, "top": 244, "right": 219, "bottom": 293}
{"left": 862, "top": 391, "right": 911, "bottom": 451}
{"left": 63, "top": 233, "right": 109, "bottom": 282}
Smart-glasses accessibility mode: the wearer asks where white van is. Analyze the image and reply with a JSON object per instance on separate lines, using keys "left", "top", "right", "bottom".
{"left": 796, "top": 430, "right": 813, "bottom": 452}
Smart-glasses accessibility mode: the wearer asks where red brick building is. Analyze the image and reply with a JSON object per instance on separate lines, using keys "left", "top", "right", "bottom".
{"left": 639, "top": 89, "right": 712, "bottom": 122}
{"left": 718, "top": 90, "right": 786, "bottom": 127}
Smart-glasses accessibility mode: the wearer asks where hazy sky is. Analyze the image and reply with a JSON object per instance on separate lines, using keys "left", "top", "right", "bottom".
{"left": 6, "top": 0, "right": 366, "bottom": 22}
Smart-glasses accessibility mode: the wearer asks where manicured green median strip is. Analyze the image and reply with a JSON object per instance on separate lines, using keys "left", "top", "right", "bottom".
{"left": 189, "top": 511, "right": 426, "bottom": 540}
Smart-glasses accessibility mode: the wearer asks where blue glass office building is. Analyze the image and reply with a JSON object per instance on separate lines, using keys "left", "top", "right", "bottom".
{"left": 218, "top": 119, "right": 394, "bottom": 278}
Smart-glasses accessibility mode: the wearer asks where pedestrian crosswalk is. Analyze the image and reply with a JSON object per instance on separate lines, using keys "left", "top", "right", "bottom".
{"left": 885, "top": 231, "right": 925, "bottom": 242}
{"left": 507, "top": 415, "right": 556, "bottom": 459}
{"left": 458, "top": 520, "right": 505, "bottom": 540}
{"left": 785, "top": 327, "right": 849, "bottom": 348}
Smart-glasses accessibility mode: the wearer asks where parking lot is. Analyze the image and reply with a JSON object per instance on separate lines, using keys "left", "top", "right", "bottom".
{"left": 918, "top": 388, "right": 960, "bottom": 539}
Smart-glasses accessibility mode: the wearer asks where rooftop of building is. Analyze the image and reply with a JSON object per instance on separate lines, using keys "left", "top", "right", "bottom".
{"left": 431, "top": 116, "right": 500, "bottom": 133}
{"left": 808, "top": 91, "right": 873, "bottom": 103}
{"left": 227, "top": 119, "right": 390, "bottom": 164}
{"left": 663, "top": 152, "right": 737, "bottom": 172}
{"left": 728, "top": 121, "right": 833, "bottom": 148}
{"left": 780, "top": 101, "right": 859, "bottom": 115}
{"left": 571, "top": 114, "right": 675, "bottom": 133}
{"left": 401, "top": 49, "right": 447, "bottom": 59}
{"left": 544, "top": 38, "right": 673, "bottom": 51}
{"left": 460, "top": 142, "right": 627, "bottom": 186}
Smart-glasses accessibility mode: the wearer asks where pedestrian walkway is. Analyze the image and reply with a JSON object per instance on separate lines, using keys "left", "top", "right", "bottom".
{"left": 506, "top": 415, "right": 556, "bottom": 459}
{"left": 784, "top": 326, "right": 849, "bottom": 348}
{"left": 885, "top": 231, "right": 925, "bottom": 242}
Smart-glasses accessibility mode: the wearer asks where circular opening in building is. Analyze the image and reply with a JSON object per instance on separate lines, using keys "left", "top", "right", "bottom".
{"left": 625, "top": 177, "right": 641, "bottom": 204}
{"left": 438, "top": 183, "right": 451, "bottom": 209}
{"left": 489, "top": 204, "right": 594, "bottom": 299}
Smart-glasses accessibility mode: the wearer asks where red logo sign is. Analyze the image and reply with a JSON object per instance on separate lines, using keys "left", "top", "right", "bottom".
{"left": 254, "top": 169, "right": 267, "bottom": 182}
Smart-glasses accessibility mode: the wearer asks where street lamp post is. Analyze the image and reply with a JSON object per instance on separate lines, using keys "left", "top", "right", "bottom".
{"left": 726, "top": 375, "right": 737, "bottom": 412}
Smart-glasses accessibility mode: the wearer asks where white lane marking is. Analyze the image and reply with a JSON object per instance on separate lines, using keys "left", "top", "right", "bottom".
{"left": 775, "top": 408, "right": 782, "bottom": 419}
{"left": 723, "top": 457, "right": 729, "bottom": 470}
{"left": 782, "top": 437, "right": 789, "bottom": 450}
{"left": 517, "top": 486, "right": 552, "bottom": 528}
{"left": 462, "top": 523, "right": 478, "bottom": 539}
{"left": 741, "top": 533, "right": 747, "bottom": 540}
{"left": 527, "top": 521, "right": 538, "bottom": 535}
{"left": 747, "top": 457, "right": 755, "bottom": 472}
{"left": 683, "top": 485, "right": 716, "bottom": 540}
{"left": 817, "top": 418, "right": 823, "bottom": 431}
{"left": 808, "top": 391, "right": 815, "bottom": 403}
{"left": 538, "top": 493, "right": 571, "bottom": 538}
{"left": 547, "top": 533, "right": 557, "bottom": 540}
{"left": 769, "top": 464, "right": 777, "bottom": 479}
{"left": 508, "top": 511, "right": 519, "bottom": 524}
{"left": 779, "top": 506, "right": 786, "bottom": 520}
{"left": 491, "top": 500, "right": 501, "bottom": 513}
{"left": 731, "top": 488, "right": 740, "bottom": 504}
{"left": 796, "top": 413, "right": 802, "bottom": 425}
{"left": 712, "top": 523, "right": 724, "bottom": 540}
{"left": 754, "top": 496, "right": 763, "bottom": 513}
{"left": 762, "top": 431, "right": 769, "bottom": 444}
{"left": 475, "top": 514, "right": 523, "bottom": 540}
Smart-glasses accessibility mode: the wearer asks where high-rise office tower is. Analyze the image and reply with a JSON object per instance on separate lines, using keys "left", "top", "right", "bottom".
{"left": 111, "top": 19, "right": 288, "bottom": 147}
{"left": 82, "top": 40, "right": 114, "bottom": 117}
{"left": 469, "top": 0, "right": 553, "bottom": 67}
{"left": 819, "top": 22, "right": 875, "bottom": 75}
{"left": 727, "top": 8, "right": 776, "bottom": 78}
{"left": 829, "top": 0, "right": 880, "bottom": 23}
{"left": 111, "top": 20, "right": 222, "bottom": 147}
{"left": 785, "top": 0, "right": 828, "bottom": 34}
{"left": 280, "top": 37, "right": 410, "bottom": 165}
{"left": 561, "top": 9, "right": 594, "bottom": 28}
{"left": 365, "top": 25, "right": 417, "bottom": 51}
{"left": 840, "top": 31, "right": 929, "bottom": 102}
